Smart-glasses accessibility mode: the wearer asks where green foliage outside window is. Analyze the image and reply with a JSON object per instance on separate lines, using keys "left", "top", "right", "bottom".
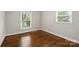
{"left": 56, "top": 11, "right": 72, "bottom": 23}
{"left": 21, "top": 11, "right": 32, "bottom": 29}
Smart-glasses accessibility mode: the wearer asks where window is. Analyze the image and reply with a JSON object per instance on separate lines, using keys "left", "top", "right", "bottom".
{"left": 56, "top": 11, "right": 72, "bottom": 23}
{"left": 20, "top": 11, "right": 32, "bottom": 29}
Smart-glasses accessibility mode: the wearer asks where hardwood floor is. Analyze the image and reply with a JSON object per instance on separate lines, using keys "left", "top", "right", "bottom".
{"left": 1, "top": 30, "right": 79, "bottom": 47}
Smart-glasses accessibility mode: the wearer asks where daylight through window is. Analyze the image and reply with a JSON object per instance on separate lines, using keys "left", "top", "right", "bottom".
{"left": 20, "top": 11, "right": 32, "bottom": 29}
{"left": 56, "top": 11, "right": 72, "bottom": 23}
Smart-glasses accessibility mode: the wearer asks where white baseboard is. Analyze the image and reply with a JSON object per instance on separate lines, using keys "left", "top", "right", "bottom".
{"left": 5, "top": 27, "right": 79, "bottom": 44}
{"left": 42, "top": 29, "right": 79, "bottom": 44}
{"left": 0, "top": 28, "right": 40, "bottom": 46}
{"left": 0, "top": 35, "right": 5, "bottom": 46}
{"left": 6, "top": 28, "right": 40, "bottom": 36}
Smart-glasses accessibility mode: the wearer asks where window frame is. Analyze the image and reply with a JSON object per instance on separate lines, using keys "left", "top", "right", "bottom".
{"left": 56, "top": 11, "right": 72, "bottom": 23}
{"left": 20, "top": 11, "right": 32, "bottom": 30}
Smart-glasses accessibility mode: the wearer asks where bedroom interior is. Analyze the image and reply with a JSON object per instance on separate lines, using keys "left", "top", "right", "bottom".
{"left": 0, "top": 11, "right": 79, "bottom": 47}
{"left": 1, "top": 0, "right": 79, "bottom": 59}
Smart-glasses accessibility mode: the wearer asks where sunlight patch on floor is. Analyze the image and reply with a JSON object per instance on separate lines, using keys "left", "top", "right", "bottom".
{"left": 20, "top": 36, "right": 31, "bottom": 47}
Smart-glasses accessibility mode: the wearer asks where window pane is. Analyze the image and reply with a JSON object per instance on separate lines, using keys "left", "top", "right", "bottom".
{"left": 58, "top": 11, "right": 70, "bottom": 16}
{"left": 26, "top": 21, "right": 30, "bottom": 27}
{"left": 21, "top": 11, "right": 32, "bottom": 29}
{"left": 56, "top": 11, "right": 72, "bottom": 23}
{"left": 22, "top": 12, "right": 31, "bottom": 21}
{"left": 57, "top": 16, "right": 70, "bottom": 22}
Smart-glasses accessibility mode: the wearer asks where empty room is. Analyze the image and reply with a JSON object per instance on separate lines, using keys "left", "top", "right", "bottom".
{"left": 0, "top": 11, "right": 79, "bottom": 47}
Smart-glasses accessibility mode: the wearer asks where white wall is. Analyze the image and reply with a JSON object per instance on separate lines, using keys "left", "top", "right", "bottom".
{"left": 5, "top": 11, "right": 79, "bottom": 42}
{"left": 6, "top": 11, "right": 41, "bottom": 35}
{"left": 41, "top": 11, "right": 79, "bottom": 41}
{"left": 0, "top": 11, "right": 5, "bottom": 45}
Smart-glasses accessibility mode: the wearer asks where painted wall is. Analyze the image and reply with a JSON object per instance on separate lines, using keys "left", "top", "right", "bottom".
{"left": 41, "top": 11, "right": 79, "bottom": 41}
{"left": 0, "top": 11, "right": 5, "bottom": 45}
{"left": 5, "top": 11, "right": 79, "bottom": 41}
{"left": 6, "top": 11, "right": 41, "bottom": 35}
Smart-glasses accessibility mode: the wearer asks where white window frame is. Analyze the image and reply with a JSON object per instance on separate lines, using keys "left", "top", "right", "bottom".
{"left": 56, "top": 11, "right": 72, "bottom": 23}
{"left": 20, "top": 11, "right": 32, "bottom": 30}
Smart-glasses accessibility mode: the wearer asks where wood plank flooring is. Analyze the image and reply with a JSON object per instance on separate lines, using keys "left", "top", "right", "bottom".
{"left": 1, "top": 30, "right": 79, "bottom": 47}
